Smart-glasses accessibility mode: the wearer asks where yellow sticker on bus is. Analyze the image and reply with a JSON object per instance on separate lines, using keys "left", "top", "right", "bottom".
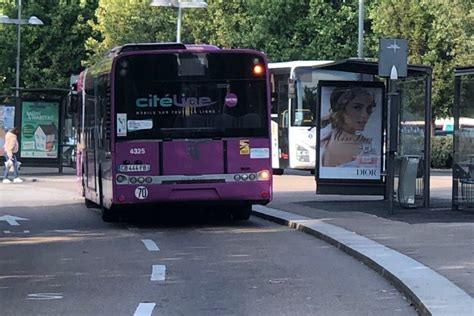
{"left": 240, "top": 140, "right": 250, "bottom": 155}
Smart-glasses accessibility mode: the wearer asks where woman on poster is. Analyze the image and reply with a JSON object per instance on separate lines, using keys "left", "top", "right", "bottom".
{"left": 320, "top": 86, "right": 379, "bottom": 168}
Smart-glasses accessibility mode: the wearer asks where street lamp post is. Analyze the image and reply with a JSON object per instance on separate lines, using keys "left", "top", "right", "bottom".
{"left": 150, "top": 0, "right": 208, "bottom": 43}
{"left": 0, "top": 0, "right": 43, "bottom": 97}
{"left": 358, "top": 0, "right": 364, "bottom": 58}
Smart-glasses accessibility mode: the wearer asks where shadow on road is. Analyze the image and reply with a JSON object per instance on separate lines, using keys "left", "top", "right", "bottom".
{"left": 297, "top": 199, "right": 474, "bottom": 224}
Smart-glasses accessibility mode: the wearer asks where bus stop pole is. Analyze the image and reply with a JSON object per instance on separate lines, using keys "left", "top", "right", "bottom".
{"left": 387, "top": 79, "right": 399, "bottom": 215}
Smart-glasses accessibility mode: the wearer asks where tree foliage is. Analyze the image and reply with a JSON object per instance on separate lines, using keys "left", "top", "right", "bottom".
{"left": 368, "top": 0, "right": 474, "bottom": 119}
{"left": 84, "top": 0, "right": 176, "bottom": 65}
{"left": 0, "top": 0, "right": 472, "bottom": 124}
{"left": 0, "top": 0, "right": 97, "bottom": 92}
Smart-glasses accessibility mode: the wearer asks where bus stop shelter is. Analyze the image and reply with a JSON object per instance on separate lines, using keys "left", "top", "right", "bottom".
{"left": 452, "top": 66, "right": 474, "bottom": 210}
{"left": 0, "top": 88, "right": 71, "bottom": 172}
{"left": 312, "top": 59, "right": 432, "bottom": 208}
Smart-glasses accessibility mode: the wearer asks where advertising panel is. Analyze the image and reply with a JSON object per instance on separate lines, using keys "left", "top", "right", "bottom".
{"left": 20, "top": 101, "right": 59, "bottom": 158}
{"left": 317, "top": 81, "right": 384, "bottom": 180}
{"left": 0, "top": 105, "right": 15, "bottom": 156}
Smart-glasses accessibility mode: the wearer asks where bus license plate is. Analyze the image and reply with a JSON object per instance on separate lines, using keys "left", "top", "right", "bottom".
{"left": 118, "top": 164, "right": 150, "bottom": 172}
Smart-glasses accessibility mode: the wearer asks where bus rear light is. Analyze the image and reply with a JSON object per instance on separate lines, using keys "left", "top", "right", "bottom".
{"left": 257, "top": 170, "right": 270, "bottom": 181}
{"left": 130, "top": 177, "right": 137, "bottom": 184}
{"left": 145, "top": 177, "right": 153, "bottom": 184}
{"left": 261, "top": 191, "right": 269, "bottom": 198}
{"left": 116, "top": 175, "right": 127, "bottom": 183}
{"left": 252, "top": 64, "right": 264, "bottom": 76}
{"left": 234, "top": 174, "right": 240, "bottom": 181}
{"left": 138, "top": 177, "right": 145, "bottom": 183}
{"left": 248, "top": 174, "right": 256, "bottom": 181}
{"left": 118, "top": 195, "right": 125, "bottom": 202}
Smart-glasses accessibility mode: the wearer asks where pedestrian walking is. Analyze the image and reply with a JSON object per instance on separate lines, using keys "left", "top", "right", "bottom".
{"left": 3, "top": 127, "right": 23, "bottom": 183}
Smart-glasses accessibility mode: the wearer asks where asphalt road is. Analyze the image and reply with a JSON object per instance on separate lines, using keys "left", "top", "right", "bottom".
{"left": 0, "top": 178, "right": 416, "bottom": 315}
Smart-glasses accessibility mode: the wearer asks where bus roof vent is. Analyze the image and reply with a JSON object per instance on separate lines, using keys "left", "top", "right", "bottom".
{"left": 107, "top": 43, "right": 187, "bottom": 57}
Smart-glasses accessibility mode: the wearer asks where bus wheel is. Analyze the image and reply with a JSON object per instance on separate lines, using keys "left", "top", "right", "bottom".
{"left": 99, "top": 178, "right": 118, "bottom": 223}
{"left": 100, "top": 194, "right": 119, "bottom": 222}
{"left": 273, "top": 168, "right": 284, "bottom": 175}
{"left": 101, "top": 206, "right": 118, "bottom": 223}
{"left": 232, "top": 205, "right": 252, "bottom": 220}
{"left": 84, "top": 198, "right": 97, "bottom": 208}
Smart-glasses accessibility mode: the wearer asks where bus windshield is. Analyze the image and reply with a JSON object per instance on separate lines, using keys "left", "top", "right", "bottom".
{"left": 114, "top": 52, "right": 268, "bottom": 140}
{"left": 292, "top": 67, "right": 359, "bottom": 127}
{"left": 293, "top": 67, "right": 318, "bottom": 127}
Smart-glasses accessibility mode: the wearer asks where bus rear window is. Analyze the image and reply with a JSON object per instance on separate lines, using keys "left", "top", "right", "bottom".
{"left": 114, "top": 52, "right": 268, "bottom": 140}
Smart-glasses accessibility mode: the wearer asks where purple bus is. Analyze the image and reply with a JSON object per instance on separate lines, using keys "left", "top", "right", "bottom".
{"left": 77, "top": 43, "right": 273, "bottom": 222}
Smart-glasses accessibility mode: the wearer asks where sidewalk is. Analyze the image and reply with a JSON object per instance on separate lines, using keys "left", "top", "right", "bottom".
{"left": 253, "top": 171, "right": 474, "bottom": 316}
{"left": 8, "top": 167, "right": 474, "bottom": 315}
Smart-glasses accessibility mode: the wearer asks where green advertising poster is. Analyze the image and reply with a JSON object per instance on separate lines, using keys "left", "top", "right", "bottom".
{"left": 21, "top": 101, "right": 59, "bottom": 158}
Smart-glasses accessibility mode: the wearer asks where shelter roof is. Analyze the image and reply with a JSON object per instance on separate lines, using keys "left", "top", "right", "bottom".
{"left": 312, "top": 58, "right": 432, "bottom": 77}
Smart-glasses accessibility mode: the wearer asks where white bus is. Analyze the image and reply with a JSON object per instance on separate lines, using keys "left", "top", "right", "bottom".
{"left": 269, "top": 61, "right": 360, "bottom": 174}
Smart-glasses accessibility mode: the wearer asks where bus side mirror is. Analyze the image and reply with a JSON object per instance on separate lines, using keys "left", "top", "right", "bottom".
{"left": 288, "top": 79, "right": 295, "bottom": 98}
{"left": 271, "top": 92, "right": 277, "bottom": 101}
{"left": 271, "top": 92, "right": 277, "bottom": 107}
{"left": 69, "top": 95, "right": 78, "bottom": 113}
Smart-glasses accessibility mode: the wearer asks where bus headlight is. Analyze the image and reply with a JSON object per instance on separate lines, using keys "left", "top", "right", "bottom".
{"left": 257, "top": 170, "right": 270, "bottom": 181}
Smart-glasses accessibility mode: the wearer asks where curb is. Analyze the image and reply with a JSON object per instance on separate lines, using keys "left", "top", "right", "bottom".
{"left": 253, "top": 205, "right": 474, "bottom": 316}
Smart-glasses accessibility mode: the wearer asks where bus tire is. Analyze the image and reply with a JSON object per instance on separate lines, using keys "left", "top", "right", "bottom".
{"left": 101, "top": 206, "right": 117, "bottom": 223}
{"left": 273, "top": 168, "right": 284, "bottom": 175}
{"left": 232, "top": 205, "right": 252, "bottom": 220}
{"left": 99, "top": 171, "right": 118, "bottom": 223}
{"left": 84, "top": 198, "right": 97, "bottom": 209}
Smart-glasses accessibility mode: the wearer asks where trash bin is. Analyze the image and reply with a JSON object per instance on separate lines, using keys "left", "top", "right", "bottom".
{"left": 398, "top": 155, "right": 420, "bottom": 208}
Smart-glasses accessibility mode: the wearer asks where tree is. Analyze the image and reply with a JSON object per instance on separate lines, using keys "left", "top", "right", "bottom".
{"left": 368, "top": 0, "right": 474, "bottom": 119}
{"left": 85, "top": 0, "right": 177, "bottom": 65}
{"left": 187, "top": 0, "right": 361, "bottom": 62}
{"left": 0, "top": 0, "right": 98, "bottom": 92}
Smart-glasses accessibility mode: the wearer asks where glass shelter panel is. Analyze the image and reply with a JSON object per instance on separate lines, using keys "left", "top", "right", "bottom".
{"left": 397, "top": 78, "right": 426, "bottom": 206}
{"left": 453, "top": 73, "right": 474, "bottom": 209}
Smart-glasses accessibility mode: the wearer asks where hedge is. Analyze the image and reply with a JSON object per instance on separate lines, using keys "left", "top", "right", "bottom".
{"left": 431, "top": 136, "right": 453, "bottom": 169}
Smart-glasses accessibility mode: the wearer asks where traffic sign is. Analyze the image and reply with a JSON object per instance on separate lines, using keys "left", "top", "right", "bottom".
{"left": 378, "top": 38, "right": 408, "bottom": 79}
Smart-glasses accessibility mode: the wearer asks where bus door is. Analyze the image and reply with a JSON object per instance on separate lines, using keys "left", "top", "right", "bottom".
{"left": 84, "top": 77, "right": 97, "bottom": 191}
{"left": 271, "top": 73, "right": 290, "bottom": 170}
{"left": 96, "top": 74, "right": 112, "bottom": 200}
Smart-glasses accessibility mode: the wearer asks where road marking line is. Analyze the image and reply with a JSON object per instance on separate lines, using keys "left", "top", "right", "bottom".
{"left": 27, "top": 293, "right": 63, "bottom": 300}
{"left": 0, "top": 215, "right": 29, "bottom": 226}
{"left": 54, "top": 229, "right": 80, "bottom": 233}
{"left": 4, "top": 231, "right": 11, "bottom": 234}
{"left": 141, "top": 239, "right": 160, "bottom": 251}
{"left": 23, "top": 230, "right": 30, "bottom": 233}
{"left": 133, "top": 303, "right": 156, "bottom": 316}
{"left": 151, "top": 265, "right": 166, "bottom": 281}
